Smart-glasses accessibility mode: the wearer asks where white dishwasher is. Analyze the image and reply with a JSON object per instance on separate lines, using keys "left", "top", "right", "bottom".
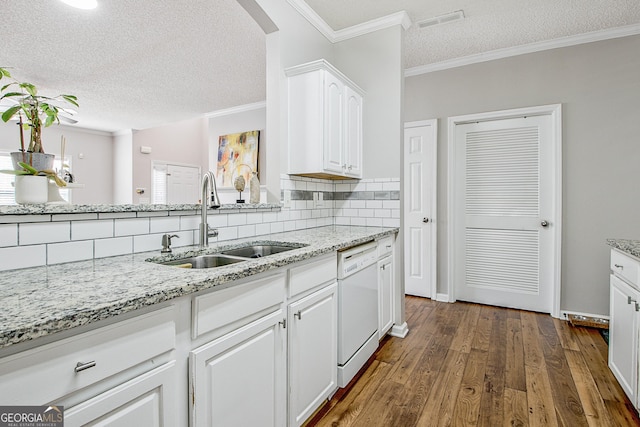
{"left": 337, "top": 241, "right": 379, "bottom": 387}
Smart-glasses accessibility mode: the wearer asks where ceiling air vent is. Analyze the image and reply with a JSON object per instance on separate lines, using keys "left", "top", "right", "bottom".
{"left": 417, "top": 10, "right": 465, "bottom": 29}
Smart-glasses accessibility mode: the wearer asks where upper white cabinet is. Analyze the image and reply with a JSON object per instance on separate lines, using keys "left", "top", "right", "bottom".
{"left": 287, "top": 59, "right": 364, "bottom": 179}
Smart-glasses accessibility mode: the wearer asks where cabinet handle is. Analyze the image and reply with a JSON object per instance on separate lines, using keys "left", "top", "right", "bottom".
{"left": 628, "top": 296, "right": 637, "bottom": 305}
{"left": 348, "top": 165, "right": 352, "bottom": 171}
{"left": 279, "top": 318, "right": 286, "bottom": 329}
{"left": 381, "top": 264, "right": 386, "bottom": 271}
{"left": 74, "top": 361, "right": 96, "bottom": 373}
{"left": 342, "top": 164, "right": 347, "bottom": 169}
{"left": 636, "top": 303, "right": 640, "bottom": 312}
{"left": 615, "top": 264, "right": 624, "bottom": 269}
{"left": 294, "top": 310, "right": 302, "bottom": 320}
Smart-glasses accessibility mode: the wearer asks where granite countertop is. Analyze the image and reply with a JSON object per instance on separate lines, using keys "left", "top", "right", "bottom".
{"left": 0, "top": 202, "right": 281, "bottom": 215}
{"left": 0, "top": 225, "right": 397, "bottom": 350}
{"left": 607, "top": 239, "right": 640, "bottom": 259}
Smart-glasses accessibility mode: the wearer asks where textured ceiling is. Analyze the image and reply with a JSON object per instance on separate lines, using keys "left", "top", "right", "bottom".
{"left": 305, "top": 0, "right": 640, "bottom": 68}
{"left": 1, "top": 1, "right": 639, "bottom": 132}
{"left": 0, "top": 0, "right": 266, "bottom": 132}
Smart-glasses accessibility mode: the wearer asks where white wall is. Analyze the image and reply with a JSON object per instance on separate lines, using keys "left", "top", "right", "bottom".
{"left": 131, "top": 116, "right": 208, "bottom": 204}
{"left": 113, "top": 130, "right": 132, "bottom": 204}
{"left": 335, "top": 26, "right": 403, "bottom": 179}
{"left": 0, "top": 123, "right": 114, "bottom": 204}
{"left": 404, "top": 35, "right": 640, "bottom": 316}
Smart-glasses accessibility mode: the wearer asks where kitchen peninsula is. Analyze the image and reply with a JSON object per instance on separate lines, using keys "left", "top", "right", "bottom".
{"left": 0, "top": 204, "right": 401, "bottom": 426}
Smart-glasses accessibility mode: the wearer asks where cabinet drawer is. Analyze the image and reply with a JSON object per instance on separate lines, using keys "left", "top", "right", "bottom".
{"left": 0, "top": 306, "right": 176, "bottom": 405}
{"left": 611, "top": 249, "right": 639, "bottom": 288}
{"left": 377, "top": 236, "right": 394, "bottom": 258}
{"left": 288, "top": 253, "right": 337, "bottom": 299}
{"left": 192, "top": 272, "right": 286, "bottom": 339}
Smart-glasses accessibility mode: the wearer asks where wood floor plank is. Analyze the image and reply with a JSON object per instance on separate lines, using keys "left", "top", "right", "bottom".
{"left": 564, "top": 349, "right": 614, "bottom": 426}
{"left": 416, "top": 349, "right": 468, "bottom": 427}
{"left": 572, "top": 326, "right": 628, "bottom": 403}
{"left": 477, "top": 307, "right": 507, "bottom": 427}
{"left": 311, "top": 297, "right": 640, "bottom": 427}
{"left": 553, "top": 318, "right": 581, "bottom": 351}
{"left": 449, "top": 303, "right": 481, "bottom": 354}
{"left": 504, "top": 388, "right": 529, "bottom": 427}
{"left": 452, "top": 348, "right": 488, "bottom": 426}
{"left": 525, "top": 364, "right": 559, "bottom": 427}
{"left": 506, "top": 317, "right": 526, "bottom": 391}
{"left": 537, "top": 315, "right": 589, "bottom": 426}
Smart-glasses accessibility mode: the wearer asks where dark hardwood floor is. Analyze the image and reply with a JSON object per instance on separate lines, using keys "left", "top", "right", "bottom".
{"left": 310, "top": 296, "right": 640, "bottom": 426}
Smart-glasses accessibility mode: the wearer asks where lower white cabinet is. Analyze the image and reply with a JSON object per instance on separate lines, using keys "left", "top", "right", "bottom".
{"left": 378, "top": 255, "right": 394, "bottom": 339}
{"left": 609, "top": 274, "right": 640, "bottom": 405}
{"left": 65, "top": 361, "right": 177, "bottom": 427}
{"left": 288, "top": 282, "right": 338, "bottom": 427}
{"left": 189, "top": 309, "right": 286, "bottom": 427}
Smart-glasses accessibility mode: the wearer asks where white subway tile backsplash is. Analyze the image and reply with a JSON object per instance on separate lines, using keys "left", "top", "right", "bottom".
{"left": 335, "top": 183, "right": 351, "bottom": 192}
{"left": 95, "top": 236, "right": 133, "bottom": 258}
{"left": 335, "top": 217, "right": 350, "bottom": 225}
{"left": 365, "top": 182, "right": 383, "bottom": 191}
{"left": 351, "top": 217, "right": 366, "bottom": 226}
{"left": 366, "top": 200, "right": 383, "bottom": 209}
{"left": 115, "top": 218, "right": 150, "bottom": 236}
{"left": 375, "top": 209, "right": 391, "bottom": 218}
{"left": 0, "top": 224, "right": 18, "bottom": 247}
{"left": 72, "top": 220, "right": 114, "bottom": 240}
{"left": 255, "top": 223, "right": 271, "bottom": 236}
{"left": 217, "top": 227, "right": 238, "bottom": 241}
{"left": 137, "top": 211, "right": 169, "bottom": 218}
{"left": 1, "top": 214, "right": 51, "bottom": 223}
{"left": 133, "top": 234, "right": 163, "bottom": 253}
{"left": 150, "top": 217, "right": 181, "bottom": 233}
{"left": 237, "top": 224, "right": 256, "bottom": 238}
{"left": 366, "top": 217, "right": 383, "bottom": 227}
{"left": 262, "top": 212, "right": 278, "bottom": 223}
{"left": 47, "top": 240, "right": 93, "bottom": 265}
{"left": 383, "top": 200, "right": 400, "bottom": 210}
{"left": 207, "top": 214, "right": 228, "bottom": 228}
{"left": 268, "top": 222, "right": 282, "bottom": 234}
{"left": 53, "top": 213, "right": 98, "bottom": 222}
{"left": 0, "top": 245, "right": 47, "bottom": 271}
{"left": 228, "top": 213, "right": 247, "bottom": 226}
{"left": 20, "top": 222, "right": 70, "bottom": 245}
{"left": 246, "top": 212, "right": 263, "bottom": 224}
{"left": 350, "top": 200, "right": 366, "bottom": 209}
{"left": 98, "top": 212, "right": 137, "bottom": 220}
{"left": 180, "top": 215, "right": 200, "bottom": 230}
{"left": 383, "top": 181, "right": 400, "bottom": 191}
{"left": 383, "top": 218, "right": 401, "bottom": 227}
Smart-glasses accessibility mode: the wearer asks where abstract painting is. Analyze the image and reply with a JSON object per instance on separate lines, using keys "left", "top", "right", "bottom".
{"left": 215, "top": 130, "right": 260, "bottom": 188}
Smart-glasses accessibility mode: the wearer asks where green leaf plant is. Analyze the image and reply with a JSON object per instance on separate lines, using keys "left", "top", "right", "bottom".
{"left": 0, "top": 67, "right": 78, "bottom": 154}
{"left": 0, "top": 161, "right": 67, "bottom": 187}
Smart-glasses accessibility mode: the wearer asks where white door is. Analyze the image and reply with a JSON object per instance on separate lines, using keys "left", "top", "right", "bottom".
{"left": 167, "top": 164, "right": 200, "bottom": 204}
{"left": 403, "top": 120, "right": 437, "bottom": 298}
{"left": 450, "top": 106, "right": 561, "bottom": 314}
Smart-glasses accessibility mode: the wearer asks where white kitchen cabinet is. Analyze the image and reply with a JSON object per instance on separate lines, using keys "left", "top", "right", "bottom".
{"left": 287, "top": 59, "right": 364, "bottom": 179}
{"left": 190, "top": 309, "right": 286, "bottom": 427}
{"left": 378, "top": 256, "right": 394, "bottom": 339}
{"left": 609, "top": 248, "right": 640, "bottom": 409}
{"left": 64, "top": 361, "right": 177, "bottom": 427}
{"left": 288, "top": 282, "right": 338, "bottom": 427}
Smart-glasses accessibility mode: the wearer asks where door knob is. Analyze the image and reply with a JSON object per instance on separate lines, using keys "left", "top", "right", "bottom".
{"left": 541, "top": 220, "right": 549, "bottom": 227}
{"left": 423, "top": 218, "right": 429, "bottom": 223}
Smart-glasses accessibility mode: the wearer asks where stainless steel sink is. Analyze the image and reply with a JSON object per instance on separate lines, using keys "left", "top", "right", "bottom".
{"left": 160, "top": 254, "right": 247, "bottom": 269}
{"left": 220, "top": 244, "right": 302, "bottom": 258}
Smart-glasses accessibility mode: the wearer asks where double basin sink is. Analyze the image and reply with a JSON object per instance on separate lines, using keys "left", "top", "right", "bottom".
{"left": 158, "top": 243, "right": 305, "bottom": 269}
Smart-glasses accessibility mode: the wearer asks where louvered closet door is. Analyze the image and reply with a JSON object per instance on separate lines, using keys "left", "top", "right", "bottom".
{"left": 454, "top": 115, "right": 554, "bottom": 313}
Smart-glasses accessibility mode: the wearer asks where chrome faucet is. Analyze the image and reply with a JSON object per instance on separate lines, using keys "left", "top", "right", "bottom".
{"left": 199, "top": 171, "right": 221, "bottom": 248}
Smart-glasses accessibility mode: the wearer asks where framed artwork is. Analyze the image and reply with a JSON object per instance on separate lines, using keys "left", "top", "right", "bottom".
{"left": 215, "top": 130, "right": 259, "bottom": 188}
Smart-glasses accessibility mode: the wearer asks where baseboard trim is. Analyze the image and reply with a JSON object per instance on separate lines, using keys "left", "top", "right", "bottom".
{"left": 389, "top": 322, "right": 409, "bottom": 338}
{"left": 435, "top": 293, "right": 450, "bottom": 303}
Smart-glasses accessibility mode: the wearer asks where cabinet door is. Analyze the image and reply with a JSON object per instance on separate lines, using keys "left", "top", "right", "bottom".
{"left": 323, "top": 72, "right": 344, "bottom": 174}
{"left": 289, "top": 283, "right": 338, "bottom": 427}
{"left": 190, "top": 310, "right": 286, "bottom": 427}
{"left": 609, "top": 275, "right": 639, "bottom": 403}
{"left": 64, "top": 361, "right": 177, "bottom": 427}
{"left": 378, "top": 256, "right": 394, "bottom": 339}
{"left": 344, "top": 85, "right": 363, "bottom": 178}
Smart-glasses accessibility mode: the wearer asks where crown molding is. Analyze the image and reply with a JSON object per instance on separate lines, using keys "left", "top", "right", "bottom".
{"left": 204, "top": 101, "right": 267, "bottom": 118}
{"left": 405, "top": 23, "right": 640, "bottom": 76}
{"left": 333, "top": 11, "right": 412, "bottom": 43}
{"left": 287, "top": 0, "right": 411, "bottom": 43}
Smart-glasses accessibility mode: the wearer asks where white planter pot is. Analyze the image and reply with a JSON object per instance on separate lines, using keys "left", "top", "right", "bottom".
{"left": 11, "top": 152, "right": 55, "bottom": 171}
{"left": 14, "top": 175, "right": 49, "bottom": 204}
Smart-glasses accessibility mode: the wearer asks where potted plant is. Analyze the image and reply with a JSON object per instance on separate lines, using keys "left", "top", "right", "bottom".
{"left": 0, "top": 162, "right": 67, "bottom": 204}
{"left": 0, "top": 67, "right": 78, "bottom": 170}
